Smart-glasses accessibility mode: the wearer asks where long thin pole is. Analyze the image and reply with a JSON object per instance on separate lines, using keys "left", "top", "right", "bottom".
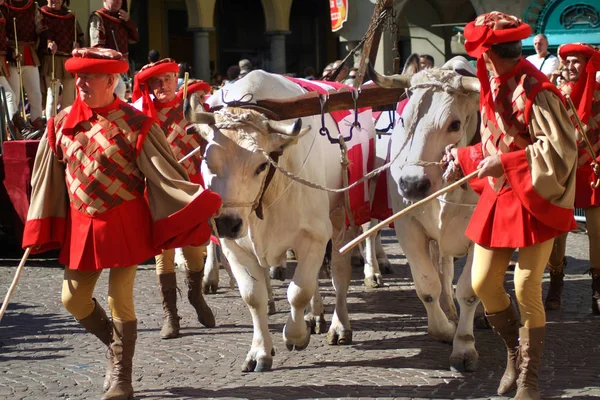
{"left": 339, "top": 169, "right": 481, "bottom": 255}
{"left": 13, "top": 18, "right": 26, "bottom": 120}
{"left": 0, "top": 247, "right": 32, "bottom": 323}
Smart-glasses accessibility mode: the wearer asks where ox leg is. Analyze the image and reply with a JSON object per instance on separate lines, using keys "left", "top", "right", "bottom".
{"left": 283, "top": 237, "right": 326, "bottom": 352}
{"left": 221, "top": 243, "right": 274, "bottom": 372}
{"left": 395, "top": 220, "right": 456, "bottom": 343}
{"left": 362, "top": 220, "right": 383, "bottom": 288}
{"left": 375, "top": 230, "right": 393, "bottom": 274}
{"left": 450, "top": 245, "right": 479, "bottom": 372}
{"left": 264, "top": 268, "right": 276, "bottom": 316}
{"left": 218, "top": 245, "right": 237, "bottom": 289}
{"left": 202, "top": 241, "right": 220, "bottom": 294}
{"left": 326, "top": 208, "right": 354, "bottom": 346}
{"left": 436, "top": 249, "right": 458, "bottom": 325}
{"left": 305, "top": 283, "right": 326, "bottom": 334}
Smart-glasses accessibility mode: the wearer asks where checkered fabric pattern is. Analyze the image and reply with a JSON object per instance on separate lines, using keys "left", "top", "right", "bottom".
{"left": 158, "top": 99, "right": 202, "bottom": 177}
{"left": 562, "top": 83, "right": 600, "bottom": 166}
{"left": 92, "top": 10, "right": 132, "bottom": 55}
{"left": 481, "top": 72, "right": 538, "bottom": 191}
{"left": 40, "top": 7, "right": 76, "bottom": 55}
{"left": 56, "top": 104, "right": 146, "bottom": 216}
{"left": 6, "top": 0, "right": 38, "bottom": 43}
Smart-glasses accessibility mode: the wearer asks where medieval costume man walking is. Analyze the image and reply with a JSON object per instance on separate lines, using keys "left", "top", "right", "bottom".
{"left": 545, "top": 43, "right": 600, "bottom": 313}
{"left": 38, "top": 0, "right": 84, "bottom": 109}
{"left": 5, "top": 0, "right": 44, "bottom": 132}
{"left": 89, "top": 0, "right": 138, "bottom": 100}
{"left": 0, "top": 0, "right": 20, "bottom": 136}
{"left": 22, "top": 48, "right": 222, "bottom": 400}
{"left": 132, "top": 58, "right": 215, "bottom": 339}
{"left": 448, "top": 11, "right": 578, "bottom": 400}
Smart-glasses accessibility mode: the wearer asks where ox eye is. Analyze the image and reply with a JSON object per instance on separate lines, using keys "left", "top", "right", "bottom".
{"left": 448, "top": 120, "right": 461, "bottom": 132}
{"left": 256, "top": 162, "right": 269, "bottom": 175}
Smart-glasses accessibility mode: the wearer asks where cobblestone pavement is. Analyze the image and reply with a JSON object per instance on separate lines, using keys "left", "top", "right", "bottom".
{"left": 1, "top": 230, "right": 599, "bottom": 400}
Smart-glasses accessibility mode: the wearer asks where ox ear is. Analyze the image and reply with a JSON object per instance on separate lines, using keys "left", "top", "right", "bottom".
{"left": 184, "top": 93, "right": 216, "bottom": 125}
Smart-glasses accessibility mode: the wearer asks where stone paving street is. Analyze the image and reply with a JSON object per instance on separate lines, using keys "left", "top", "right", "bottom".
{"left": 1, "top": 229, "right": 600, "bottom": 400}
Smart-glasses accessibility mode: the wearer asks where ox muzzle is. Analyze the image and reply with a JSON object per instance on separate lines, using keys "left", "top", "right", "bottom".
{"left": 399, "top": 175, "right": 432, "bottom": 201}
{"left": 215, "top": 214, "right": 244, "bottom": 239}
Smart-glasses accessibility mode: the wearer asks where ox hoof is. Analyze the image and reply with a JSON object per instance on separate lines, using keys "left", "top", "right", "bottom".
{"left": 269, "top": 266, "right": 286, "bottom": 282}
{"left": 306, "top": 314, "right": 327, "bottom": 335}
{"left": 363, "top": 274, "right": 383, "bottom": 288}
{"left": 378, "top": 260, "right": 393, "bottom": 274}
{"left": 474, "top": 316, "right": 491, "bottom": 330}
{"left": 284, "top": 322, "right": 311, "bottom": 351}
{"left": 268, "top": 300, "right": 277, "bottom": 316}
{"left": 202, "top": 280, "right": 218, "bottom": 295}
{"left": 450, "top": 350, "right": 479, "bottom": 373}
{"left": 326, "top": 329, "right": 352, "bottom": 345}
{"left": 241, "top": 356, "right": 273, "bottom": 373}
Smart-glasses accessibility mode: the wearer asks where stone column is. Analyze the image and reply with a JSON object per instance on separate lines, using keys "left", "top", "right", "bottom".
{"left": 192, "top": 28, "right": 212, "bottom": 82}
{"left": 266, "top": 31, "right": 289, "bottom": 74}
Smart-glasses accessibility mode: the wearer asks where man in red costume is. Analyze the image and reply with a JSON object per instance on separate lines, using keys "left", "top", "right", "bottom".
{"left": 89, "top": 0, "right": 138, "bottom": 100}
{"left": 545, "top": 43, "right": 600, "bottom": 313}
{"left": 5, "top": 0, "right": 44, "bottom": 131}
{"left": 39, "top": 0, "right": 85, "bottom": 109}
{"left": 448, "top": 11, "right": 577, "bottom": 399}
{"left": 132, "top": 58, "right": 215, "bottom": 339}
{"left": 22, "top": 48, "right": 221, "bottom": 400}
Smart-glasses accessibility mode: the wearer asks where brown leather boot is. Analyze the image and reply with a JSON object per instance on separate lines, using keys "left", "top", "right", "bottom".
{"left": 545, "top": 258, "right": 566, "bottom": 310}
{"left": 514, "top": 326, "right": 545, "bottom": 400}
{"left": 186, "top": 269, "right": 215, "bottom": 328}
{"left": 158, "top": 273, "right": 180, "bottom": 339}
{"left": 592, "top": 269, "right": 600, "bottom": 315}
{"left": 9, "top": 113, "right": 25, "bottom": 140}
{"left": 102, "top": 320, "right": 136, "bottom": 400}
{"left": 76, "top": 299, "right": 114, "bottom": 392}
{"left": 485, "top": 301, "right": 520, "bottom": 395}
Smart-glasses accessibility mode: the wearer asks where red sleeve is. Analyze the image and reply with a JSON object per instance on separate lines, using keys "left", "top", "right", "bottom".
{"left": 124, "top": 18, "right": 139, "bottom": 43}
{"left": 22, "top": 217, "right": 66, "bottom": 254}
{"left": 501, "top": 150, "right": 576, "bottom": 233}
{"left": 457, "top": 144, "right": 486, "bottom": 195}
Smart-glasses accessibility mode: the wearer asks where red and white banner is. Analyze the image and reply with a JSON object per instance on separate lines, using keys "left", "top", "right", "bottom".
{"left": 330, "top": 0, "right": 348, "bottom": 32}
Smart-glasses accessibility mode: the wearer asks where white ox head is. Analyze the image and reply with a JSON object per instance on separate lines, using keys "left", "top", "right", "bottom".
{"left": 370, "top": 57, "right": 481, "bottom": 201}
{"left": 185, "top": 94, "right": 307, "bottom": 239}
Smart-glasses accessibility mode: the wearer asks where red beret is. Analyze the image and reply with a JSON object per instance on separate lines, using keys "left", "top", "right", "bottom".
{"left": 177, "top": 79, "right": 212, "bottom": 99}
{"left": 132, "top": 58, "right": 179, "bottom": 103}
{"left": 65, "top": 47, "right": 129, "bottom": 74}
{"left": 464, "top": 11, "right": 532, "bottom": 58}
{"left": 558, "top": 43, "right": 599, "bottom": 61}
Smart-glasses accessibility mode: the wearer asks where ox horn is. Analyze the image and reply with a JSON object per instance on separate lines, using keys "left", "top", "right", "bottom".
{"left": 366, "top": 59, "right": 412, "bottom": 89}
{"left": 460, "top": 77, "right": 480, "bottom": 93}
{"left": 184, "top": 92, "right": 216, "bottom": 125}
{"left": 267, "top": 118, "right": 303, "bottom": 137}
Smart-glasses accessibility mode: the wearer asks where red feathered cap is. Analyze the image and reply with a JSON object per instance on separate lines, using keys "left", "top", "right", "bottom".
{"left": 132, "top": 58, "right": 179, "bottom": 121}
{"left": 464, "top": 11, "right": 532, "bottom": 59}
{"left": 557, "top": 43, "right": 600, "bottom": 124}
{"left": 65, "top": 47, "right": 129, "bottom": 74}
{"left": 177, "top": 79, "right": 211, "bottom": 99}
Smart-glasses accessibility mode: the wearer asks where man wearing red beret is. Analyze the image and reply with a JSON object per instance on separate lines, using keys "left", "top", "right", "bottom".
{"left": 448, "top": 11, "right": 577, "bottom": 399}
{"left": 546, "top": 43, "right": 600, "bottom": 314}
{"left": 132, "top": 59, "right": 215, "bottom": 339}
{"left": 22, "top": 47, "right": 221, "bottom": 400}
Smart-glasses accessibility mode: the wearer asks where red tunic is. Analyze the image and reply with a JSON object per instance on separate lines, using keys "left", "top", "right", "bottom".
{"left": 22, "top": 97, "right": 222, "bottom": 270}
{"left": 561, "top": 82, "right": 600, "bottom": 208}
{"left": 6, "top": 0, "right": 41, "bottom": 66}
{"left": 90, "top": 8, "right": 139, "bottom": 56}
{"left": 39, "top": 6, "right": 83, "bottom": 56}
{"left": 154, "top": 97, "right": 204, "bottom": 185}
{"left": 457, "top": 58, "right": 577, "bottom": 248}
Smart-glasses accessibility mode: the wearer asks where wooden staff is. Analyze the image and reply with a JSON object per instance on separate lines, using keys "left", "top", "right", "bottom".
{"left": 182, "top": 72, "right": 190, "bottom": 100}
{"left": 566, "top": 95, "right": 600, "bottom": 188}
{"left": 0, "top": 247, "right": 32, "bottom": 323}
{"left": 13, "top": 18, "right": 26, "bottom": 120}
{"left": 339, "top": 169, "right": 481, "bottom": 255}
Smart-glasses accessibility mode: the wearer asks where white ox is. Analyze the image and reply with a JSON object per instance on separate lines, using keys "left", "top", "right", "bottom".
{"left": 185, "top": 70, "right": 365, "bottom": 371}
{"left": 370, "top": 57, "right": 482, "bottom": 372}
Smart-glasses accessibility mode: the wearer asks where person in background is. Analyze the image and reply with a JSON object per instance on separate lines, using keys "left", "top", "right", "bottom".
{"left": 526, "top": 34, "right": 559, "bottom": 80}
{"left": 238, "top": 58, "right": 252, "bottom": 79}
{"left": 176, "top": 62, "right": 193, "bottom": 89}
{"left": 148, "top": 48, "right": 159, "bottom": 63}
{"left": 419, "top": 54, "right": 435, "bottom": 69}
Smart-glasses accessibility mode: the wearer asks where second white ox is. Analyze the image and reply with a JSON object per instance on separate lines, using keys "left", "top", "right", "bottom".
{"left": 185, "top": 70, "right": 368, "bottom": 372}
{"left": 370, "top": 57, "right": 483, "bottom": 372}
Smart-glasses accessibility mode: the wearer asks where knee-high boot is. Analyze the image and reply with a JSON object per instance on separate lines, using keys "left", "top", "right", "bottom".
{"left": 76, "top": 298, "right": 114, "bottom": 392}
{"left": 186, "top": 269, "right": 215, "bottom": 328}
{"left": 485, "top": 301, "right": 520, "bottom": 395}
{"left": 102, "top": 320, "right": 137, "bottom": 400}
{"left": 158, "top": 272, "right": 180, "bottom": 339}
{"left": 514, "top": 326, "right": 545, "bottom": 400}
{"left": 545, "top": 258, "right": 566, "bottom": 310}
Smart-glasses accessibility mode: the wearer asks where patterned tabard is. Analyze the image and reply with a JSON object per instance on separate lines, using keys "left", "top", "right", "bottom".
{"left": 89, "top": 8, "right": 139, "bottom": 57}
{"left": 154, "top": 97, "right": 204, "bottom": 184}
{"left": 6, "top": 0, "right": 43, "bottom": 67}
